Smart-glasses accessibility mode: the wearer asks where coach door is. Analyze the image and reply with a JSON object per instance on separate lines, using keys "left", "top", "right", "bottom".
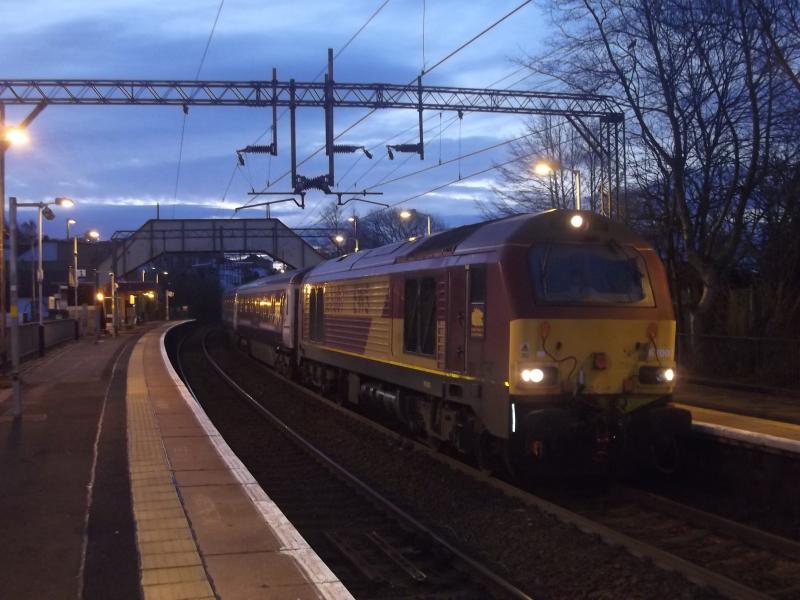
{"left": 446, "top": 267, "right": 468, "bottom": 373}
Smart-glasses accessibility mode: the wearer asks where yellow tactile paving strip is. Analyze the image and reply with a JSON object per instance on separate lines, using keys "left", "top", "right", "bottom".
{"left": 127, "top": 323, "right": 353, "bottom": 600}
{"left": 127, "top": 343, "right": 215, "bottom": 600}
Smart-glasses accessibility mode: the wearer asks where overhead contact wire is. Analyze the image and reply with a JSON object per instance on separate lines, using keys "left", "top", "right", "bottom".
{"left": 175, "top": 0, "right": 225, "bottom": 217}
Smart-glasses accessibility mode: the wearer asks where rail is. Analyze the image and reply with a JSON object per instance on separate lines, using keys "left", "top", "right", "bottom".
{"left": 199, "top": 326, "right": 791, "bottom": 600}
{"left": 176, "top": 327, "right": 534, "bottom": 600}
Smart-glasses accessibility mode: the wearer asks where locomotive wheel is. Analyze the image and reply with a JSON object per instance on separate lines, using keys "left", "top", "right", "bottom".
{"left": 475, "top": 431, "right": 495, "bottom": 475}
{"left": 651, "top": 435, "right": 680, "bottom": 475}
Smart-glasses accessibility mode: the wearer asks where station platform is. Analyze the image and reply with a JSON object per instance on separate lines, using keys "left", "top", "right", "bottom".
{"left": 1, "top": 324, "right": 799, "bottom": 599}
{"left": 674, "top": 381, "right": 800, "bottom": 454}
{"left": 0, "top": 321, "right": 351, "bottom": 600}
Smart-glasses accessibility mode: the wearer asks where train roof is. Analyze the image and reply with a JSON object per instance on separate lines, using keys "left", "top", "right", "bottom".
{"left": 233, "top": 210, "right": 651, "bottom": 291}
{"left": 307, "top": 209, "right": 650, "bottom": 278}
{"left": 234, "top": 266, "right": 311, "bottom": 293}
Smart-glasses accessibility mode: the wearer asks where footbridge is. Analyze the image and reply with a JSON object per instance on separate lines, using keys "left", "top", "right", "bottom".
{"left": 98, "top": 218, "right": 323, "bottom": 282}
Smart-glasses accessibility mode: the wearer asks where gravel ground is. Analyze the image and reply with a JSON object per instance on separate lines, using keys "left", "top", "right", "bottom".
{"left": 639, "top": 436, "right": 800, "bottom": 543}
{"left": 184, "top": 325, "right": 720, "bottom": 600}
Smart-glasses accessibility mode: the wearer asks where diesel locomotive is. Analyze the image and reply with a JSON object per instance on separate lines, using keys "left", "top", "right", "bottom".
{"left": 223, "top": 210, "right": 691, "bottom": 473}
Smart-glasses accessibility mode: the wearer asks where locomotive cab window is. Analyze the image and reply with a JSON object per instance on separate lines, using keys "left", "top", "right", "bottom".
{"left": 404, "top": 277, "right": 436, "bottom": 355}
{"left": 469, "top": 265, "right": 486, "bottom": 339}
{"left": 529, "top": 242, "right": 655, "bottom": 306}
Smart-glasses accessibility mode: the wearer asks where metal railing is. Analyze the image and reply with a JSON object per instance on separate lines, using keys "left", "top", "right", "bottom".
{"left": 677, "top": 333, "right": 800, "bottom": 387}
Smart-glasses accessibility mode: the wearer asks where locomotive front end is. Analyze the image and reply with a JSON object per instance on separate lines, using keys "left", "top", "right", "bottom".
{"left": 506, "top": 212, "right": 690, "bottom": 472}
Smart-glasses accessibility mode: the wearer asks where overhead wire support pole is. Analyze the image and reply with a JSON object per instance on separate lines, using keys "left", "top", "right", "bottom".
{"left": 325, "top": 48, "right": 335, "bottom": 186}
{"left": 271, "top": 67, "right": 278, "bottom": 154}
{"left": 289, "top": 79, "right": 297, "bottom": 191}
{"left": 417, "top": 75, "right": 424, "bottom": 160}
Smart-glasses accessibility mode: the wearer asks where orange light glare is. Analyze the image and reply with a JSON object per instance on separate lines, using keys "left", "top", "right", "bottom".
{"left": 533, "top": 161, "right": 554, "bottom": 176}
{"left": 4, "top": 128, "right": 30, "bottom": 146}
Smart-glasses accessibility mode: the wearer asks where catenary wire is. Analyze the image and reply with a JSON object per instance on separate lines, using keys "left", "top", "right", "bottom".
{"left": 173, "top": 0, "right": 225, "bottom": 217}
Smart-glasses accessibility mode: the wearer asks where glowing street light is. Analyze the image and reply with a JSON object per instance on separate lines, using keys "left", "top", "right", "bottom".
{"left": 399, "top": 208, "right": 431, "bottom": 237}
{"left": 4, "top": 127, "right": 30, "bottom": 146}
{"left": 533, "top": 160, "right": 581, "bottom": 210}
{"left": 347, "top": 216, "right": 360, "bottom": 252}
{"left": 334, "top": 234, "right": 345, "bottom": 244}
{"left": 88, "top": 230, "right": 100, "bottom": 240}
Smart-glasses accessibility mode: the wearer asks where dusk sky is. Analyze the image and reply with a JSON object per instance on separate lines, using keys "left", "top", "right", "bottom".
{"left": 1, "top": 1, "right": 548, "bottom": 240}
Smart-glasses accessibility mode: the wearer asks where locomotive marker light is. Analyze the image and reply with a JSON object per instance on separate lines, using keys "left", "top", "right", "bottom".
{"left": 533, "top": 160, "right": 582, "bottom": 210}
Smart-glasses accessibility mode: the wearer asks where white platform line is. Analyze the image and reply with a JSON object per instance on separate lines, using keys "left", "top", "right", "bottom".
{"left": 693, "top": 422, "right": 800, "bottom": 455}
{"left": 159, "top": 323, "right": 354, "bottom": 600}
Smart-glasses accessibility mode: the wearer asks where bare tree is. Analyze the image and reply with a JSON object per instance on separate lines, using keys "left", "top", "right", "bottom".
{"left": 520, "top": 0, "right": 787, "bottom": 336}
{"left": 486, "top": 116, "right": 602, "bottom": 217}
{"left": 748, "top": 0, "right": 800, "bottom": 93}
{"left": 357, "top": 209, "right": 445, "bottom": 248}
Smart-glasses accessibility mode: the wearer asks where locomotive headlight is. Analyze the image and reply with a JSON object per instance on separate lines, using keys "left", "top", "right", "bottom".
{"left": 639, "top": 366, "right": 676, "bottom": 384}
{"left": 521, "top": 368, "right": 545, "bottom": 383}
{"left": 569, "top": 214, "right": 584, "bottom": 229}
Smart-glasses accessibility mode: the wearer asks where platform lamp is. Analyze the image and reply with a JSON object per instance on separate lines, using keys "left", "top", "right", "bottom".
{"left": 7, "top": 195, "right": 74, "bottom": 415}
{"left": 399, "top": 209, "right": 432, "bottom": 237}
{"left": 533, "top": 160, "right": 581, "bottom": 211}
{"left": 67, "top": 218, "right": 77, "bottom": 307}
{"left": 347, "top": 216, "right": 359, "bottom": 253}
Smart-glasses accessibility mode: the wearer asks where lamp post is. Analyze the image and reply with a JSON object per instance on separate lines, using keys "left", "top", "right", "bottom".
{"left": 7, "top": 195, "right": 73, "bottom": 413}
{"left": 67, "top": 218, "right": 77, "bottom": 307}
{"left": 399, "top": 209, "right": 432, "bottom": 237}
{"left": 347, "top": 216, "right": 359, "bottom": 252}
{"left": 333, "top": 233, "right": 345, "bottom": 256}
{"left": 2, "top": 102, "right": 47, "bottom": 366}
{"left": 13, "top": 197, "right": 74, "bottom": 327}
{"left": 534, "top": 160, "right": 581, "bottom": 211}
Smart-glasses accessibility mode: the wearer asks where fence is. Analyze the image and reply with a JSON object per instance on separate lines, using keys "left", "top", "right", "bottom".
{"left": 18, "top": 319, "right": 79, "bottom": 359}
{"left": 677, "top": 333, "right": 800, "bottom": 387}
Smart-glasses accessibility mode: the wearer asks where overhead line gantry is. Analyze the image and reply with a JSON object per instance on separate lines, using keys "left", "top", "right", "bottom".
{"left": 1, "top": 49, "right": 625, "bottom": 217}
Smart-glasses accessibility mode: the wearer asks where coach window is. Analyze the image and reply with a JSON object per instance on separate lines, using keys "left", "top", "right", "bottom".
{"left": 469, "top": 265, "right": 486, "bottom": 340}
{"left": 404, "top": 277, "right": 436, "bottom": 355}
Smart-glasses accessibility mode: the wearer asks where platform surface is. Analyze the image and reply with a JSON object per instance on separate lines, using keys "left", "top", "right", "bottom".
{"left": 129, "top": 322, "right": 351, "bottom": 600}
{"left": 0, "top": 328, "right": 145, "bottom": 600}
{"left": 0, "top": 322, "right": 352, "bottom": 600}
{"left": 674, "top": 381, "right": 800, "bottom": 451}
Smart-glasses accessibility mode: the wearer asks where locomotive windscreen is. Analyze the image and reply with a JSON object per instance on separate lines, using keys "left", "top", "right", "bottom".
{"left": 529, "top": 242, "right": 655, "bottom": 306}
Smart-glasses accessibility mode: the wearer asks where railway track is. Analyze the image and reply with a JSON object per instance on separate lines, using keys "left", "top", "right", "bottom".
{"left": 174, "top": 324, "right": 532, "bottom": 600}
{"left": 185, "top": 323, "right": 800, "bottom": 600}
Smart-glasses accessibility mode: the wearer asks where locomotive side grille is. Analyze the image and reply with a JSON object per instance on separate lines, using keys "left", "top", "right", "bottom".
{"left": 436, "top": 278, "right": 448, "bottom": 370}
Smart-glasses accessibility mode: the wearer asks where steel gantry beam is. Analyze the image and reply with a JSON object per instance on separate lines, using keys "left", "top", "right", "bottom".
{"left": 0, "top": 79, "right": 621, "bottom": 118}
{"left": 1, "top": 59, "right": 626, "bottom": 218}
